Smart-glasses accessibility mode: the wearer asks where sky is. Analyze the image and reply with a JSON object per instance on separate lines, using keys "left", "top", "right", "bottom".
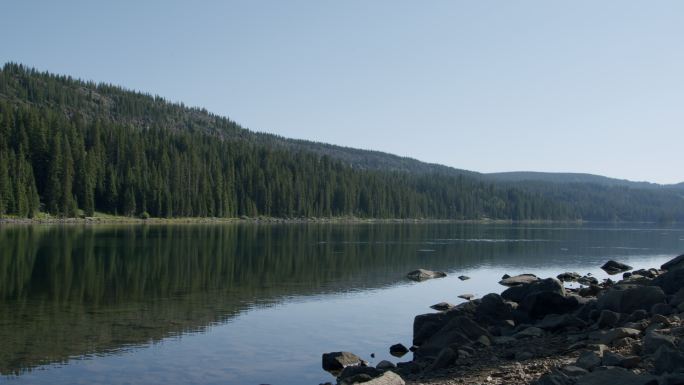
{"left": 2, "top": 1, "right": 683, "bottom": 184}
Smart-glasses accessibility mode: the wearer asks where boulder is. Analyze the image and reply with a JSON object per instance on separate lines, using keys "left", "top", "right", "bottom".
{"left": 407, "top": 269, "right": 446, "bottom": 281}
{"left": 597, "top": 309, "right": 621, "bottom": 328}
{"left": 338, "top": 366, "right": 384, "bottom": 385}
{"left": 601, "top": 260, "right": 633, "bottom": 275}
{"left": 536, "top": 313, "right": 587, "bottom": 331}
{"left": 534, "top": 371, "right": 574, "bottom": 385}
{"left": 514, "top": 326, "right": 544, "bottom": 338}
{"left": 430, "top": 302, "right": 455, "bottom": 311}
{"left": 653, "top": 345, "right": 684, "bottom": 375}
{"left": 475, "top": 293, "right": 513, "bottom": 324}
{"left": 560, "top": 365, "right": 589, "bottom": 377}
{"left": 578, "top": 276, "right": 599, "bottom": 286}
{"left": 557, "top": 272, "right": 581, "bottom": 282}
{"left": 575, "top": 367, "right": 656, "bottom": 385}
{"left": 389, "top": 343, "right": 409, "bottom": 357}
{"left": 643, "top": 331, "right": 676, "bottom": 354}
{"left": 575, "top": 350, "right": 602, "bottom": 370}
{"left": 589, "top": 327, "right": 641, "bottom": 345}
{"left": 414, "top": 315, "right": 490, "bottom": 357}
{"left": 670, "top": 288, "right": 684, "bottom": 307}
{"left": 521, "top": 290, "right": 580, "bottom": 319}
{"left": 322, "top": 351, "right": 365, "bottom": 372}
{"left": 661, "top": 254, "right": 684, "bottom": 272}
{"left": 427, "top": 347, "right": 456, "bottom": 371}
{"left": 651, "top": 303, "right": 674, "bottom": 316}
{"left": 653, "top": 268, "right": 684, "bottom": 295}
{"left": 376, "top": 360, "right": 396, "bottom": 370}
{"left": 602, "top": 351, "right": 637, "bottom": 368}
{"left": 596, "top": 285, "right": 666, "bottom": 314}
{"left": 340, "top": 370, "right": 405, "bottom": 385}
{"left": 502, "top": 278, "right": 565, "bottom": 303}
{"left": 499, "top": 274, "right": 539, "bottom": 287}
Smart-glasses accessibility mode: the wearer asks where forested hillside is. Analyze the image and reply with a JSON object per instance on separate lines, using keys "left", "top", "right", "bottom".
{"left": 0, "top": 62, "right": 683, "bottom": 221}
{"left": 0, "top": 63, "right": 566, "bottom": 220}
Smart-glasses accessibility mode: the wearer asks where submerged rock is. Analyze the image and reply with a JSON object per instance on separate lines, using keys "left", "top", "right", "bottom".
{"left": 499, "top": 273, "right": 539, "bottom": 287}
{"left": 601, "top": 260, "right": 633, "bottom": 275}
{"left": 322, "top": 351, "right": 365, "bottom": 372}
{"left": 458, "top": 293, "right": 475, "bottom": 300}
{"left": 458, "top": 275, "right": 471, "bottom": 281}
{"left": 406, "top": 269, "right": 446, "bottom": 282}
{"left": 430, "top": 302, "right": 455, "bottom": 311}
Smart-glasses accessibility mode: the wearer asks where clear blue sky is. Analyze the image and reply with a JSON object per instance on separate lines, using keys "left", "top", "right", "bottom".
{"left": 2, "top": 1, "right": 683, "bottom": 184}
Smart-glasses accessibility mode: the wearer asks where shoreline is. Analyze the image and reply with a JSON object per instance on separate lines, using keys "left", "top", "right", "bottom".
{"left": 0, "top": 216, "right": 590, "bottom": 226}
{"left": 325, "top": 255, "right": 684, "bottom": 385}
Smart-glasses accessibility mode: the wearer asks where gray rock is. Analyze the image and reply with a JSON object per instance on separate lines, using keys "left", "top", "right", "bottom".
{"left": 458, "top": 293, "right": 475, "bottom": 300}
{"left": 662, "top": 254, "right": 684, "bottom": 272}
{"left": 575, "top": 367, "right": 656, "bottom": 385}
{"left": 430, "top": 302, "right": 455, "bottom": 311}
{"left": 557, "top": 272, "right": 582, "bottom": 282}
{"left": 499, "top": 273, "right": 539, "bottom": 287}
{"left": 502, "top": 278, "right": 565, "bottom": 303}
{"left": 643, "top": 331, "right": 676, "bottom": 354}
{"left": 537, "top": 313, "right": 587, "bottom": 331}
{"left": 515, "top": 326, "right": 544, "bottom": 338}
{"left": 597, "top": 309, "right": 621, "bottom": 328}
{"left": 601, "top": 260, "right": 633, "bottom": 275}
{"left": 627, "top": 309, "right": 650, "bottom": 322}
{"left": 522, "top": 290, "right": 580, "bottom": 319}
{"left": 560, "top": 365, "right": 589, "bottom": 377}
{"left": 515, "top": 350, "right": 535, "bottom": 360}
{"left": 653, "top": 268, "right": 684, "bottom": 295}
{"left": 601, "top": 351, "right": 640, "bottom": 368}
{"left": 534, "top": 372, "right": 573, "bottom": 385}
{"left": 389, "top": 344, "right": 409, "bottom": 357}
{"left": 578, "top": 276, "right": 600, "bottom": 286}
{"left": 597, "top": 285, "right": 666, "bottom": 314}
{"left": 659, "top": 373, "right": 684, "bottom": 385}
{"left": 670, "top": 288, "right": 684, "bottom": 307}
{"left": 458, "top": 275, "right": 470, "bottom": 281}
{"left": 653, "top": 345, "right": 684, "bottom": 375}
{"left": 476, "top": 293, "right": 513, "bottom": 324}
{"left": 376, "top": 360, "right": 396, "bottom": 370}
{"left": 414, "top": 316, "right": 488, "bottom": 357}
{"left": 406, "top": 269, "right": 446, "bottom": 281}
{"left": 338, "top": 367, "right": 384, "bottom": 385}
{"left": 351, "top": 371, "right": 405, "bottom": 385}
{"left": 589, "top": 327, "right": 641, "bottom": 345}
{"left": 427, "top": 347, "right": 456, "bottom": 371}
{"left": 576, "top": 350, "right": 602, "bottom": 370}
{"left": 651, "top": 314, "right": 671, "bottom": 326}
{"left": 652, "top": 303, "right": 674, "bottom": 316}
{"left": 322, "top": 351, "right": 365, "bottom": 372}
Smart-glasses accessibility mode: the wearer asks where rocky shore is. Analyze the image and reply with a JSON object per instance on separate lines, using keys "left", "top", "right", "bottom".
{"left": 322, "top": 254, "right": 684, "bottom": 385}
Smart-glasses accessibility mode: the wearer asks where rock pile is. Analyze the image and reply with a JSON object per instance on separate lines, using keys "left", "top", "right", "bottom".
{"left": 322, "top": 254, "right": 684, "bottom": 385}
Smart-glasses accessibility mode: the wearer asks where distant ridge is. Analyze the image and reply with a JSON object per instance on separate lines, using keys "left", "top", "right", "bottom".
{"left": 484, "top": 171, "right": 671, "bottom": 189}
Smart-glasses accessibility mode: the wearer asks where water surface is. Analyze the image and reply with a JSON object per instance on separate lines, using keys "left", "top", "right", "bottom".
{"left": 0, "top": 223, "right": 682, "bottom": 384}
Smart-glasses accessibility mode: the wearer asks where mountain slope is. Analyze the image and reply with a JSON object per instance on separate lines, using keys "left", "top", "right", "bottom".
{"left": 1, "top": 62, "right": 683, "bottom": 221}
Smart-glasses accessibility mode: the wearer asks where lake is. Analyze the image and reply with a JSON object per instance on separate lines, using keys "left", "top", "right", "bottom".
{"left": 0, "top": 223, "right": 682, "bottom": 385}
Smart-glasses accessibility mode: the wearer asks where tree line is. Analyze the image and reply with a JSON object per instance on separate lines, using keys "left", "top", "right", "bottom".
{"left": 1, "top": 62, "right": 682, "bottom": 221}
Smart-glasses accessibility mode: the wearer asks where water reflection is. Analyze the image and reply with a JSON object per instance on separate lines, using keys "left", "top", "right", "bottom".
{"left": 0, "top": 223, "right": 682, "bottom": 378}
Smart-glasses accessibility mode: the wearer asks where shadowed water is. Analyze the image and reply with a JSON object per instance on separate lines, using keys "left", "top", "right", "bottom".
{"left": 0, "top": 223, "right": 682, "bottom": 384}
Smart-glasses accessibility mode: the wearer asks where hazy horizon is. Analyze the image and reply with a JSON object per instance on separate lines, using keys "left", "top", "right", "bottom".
{"left": 2, "top": 1, "right": 683, "bottom": 184}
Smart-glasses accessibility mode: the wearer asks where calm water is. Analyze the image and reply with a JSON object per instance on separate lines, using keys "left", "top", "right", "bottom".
{"left": 0, "top": 223, "right": 683, "bottom": 385}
